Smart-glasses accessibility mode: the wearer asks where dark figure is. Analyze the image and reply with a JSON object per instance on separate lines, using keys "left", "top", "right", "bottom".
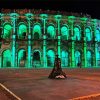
{"left": 77, "top": 62, "right": 81, "bottom": 68}
{"left": 48, "top": 55, "right": 67, "bottom": 79}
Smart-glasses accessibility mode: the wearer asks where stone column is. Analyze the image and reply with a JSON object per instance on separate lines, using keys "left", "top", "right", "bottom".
{"left": 28, "top": 35, "right": 31, "bottom": 68}
{"left": 55, "top": 15, "right": 62, "bottom": 58}
{"left": 25, "top": 13, "right": 33, "bottom": 68}
{"left": 81, "top": 18, "right": 87, "bottom": 68}
{"left": 10, "top": 13, "right": 18, "bottom": 68}
{"left": 92, "top": 19, "right": 97, "bottom": 67}
{"left": 11, "top": 34, "right": 16, "bottom": 68}
{"left": 40, "top": 14, "right": 48, "bottom": 68}
{"left": 68, "top": 16, "right": 75, "bottom": 68}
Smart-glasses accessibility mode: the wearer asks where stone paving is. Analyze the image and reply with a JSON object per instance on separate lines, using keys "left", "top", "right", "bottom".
{"left": 0, "top": 68, "right": 100, "bottom": 100}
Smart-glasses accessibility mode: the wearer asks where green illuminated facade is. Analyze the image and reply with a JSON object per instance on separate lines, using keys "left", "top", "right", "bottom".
{"left": 0, "top": 9, "right": 100, "bottom": 68}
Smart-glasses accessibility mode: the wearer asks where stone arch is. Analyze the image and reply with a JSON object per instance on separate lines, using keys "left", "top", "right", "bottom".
{"left": 74, "top": 25, "right": 81, "bottom": 40}
{"left": 61, "top": 50, "right": 69, "bottom": 67}
{"left": 61, "top": 25, "right": 69, "bottom": 40}
{"left": 32, "top": 24, "right": 42, "bottom": 39}
{"left": 18, "top": 23, "right": 27, "bottom": 39}
{"left": 47, "top": 49, "right": 55, "bottom": 67}
{"left": 75, "top": 50, "right": 81, "bottom": 67}
{"left": 96, "top": 28, "right": 100, "bottom": 42}
{"left": 47, "top": 24, "right": 55, "bottom": 39}
{"left": 2, "top": 49, "right": 11, "bottom": 67}
{"left": 3, "top": 23, "right": 13, "bottom": 39}
{"left": 85, "top": 27, "right": 92, "bottom": 41}
{"left": 87, "top": 50, "right": 93, "bottom": 67}
{"left": 32, "top": 49, "right": 41, "bottom": 68}
{"left": 17, "top": 49, "right": 26, "bottom": 67}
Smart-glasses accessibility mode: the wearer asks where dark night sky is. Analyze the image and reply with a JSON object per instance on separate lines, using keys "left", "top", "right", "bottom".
{"left": 1, "top": 0, "right": 100, "bottom": 19}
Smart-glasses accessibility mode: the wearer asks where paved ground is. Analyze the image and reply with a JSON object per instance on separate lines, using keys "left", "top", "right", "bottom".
{"left": 0, "top": 68, "right": 100, "bottom": 100}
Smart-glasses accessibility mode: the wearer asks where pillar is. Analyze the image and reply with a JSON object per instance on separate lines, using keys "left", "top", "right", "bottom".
{"left": 11, "top": 34, "right": 16, "bottom": 68}
{"left": 43, "top": 34, "right": 47, "bottom": 68}
{"left": 10, "top": 13, "right": 19, "bottom": 68}
{"left": 83, "top": 24, "right": 87, "bottom": 68}
{"left": 25, "top": 13, "right": 33, "bottom": 68}
{"left": 92, "top": 19, "right": 97, "bottom": 67}
{"left": 40, "top": 14, "right": 48, "bottom": 68}
{"left": 28, "top": 35, "right": 32, "bottom": 68}
{"left": 81, "top": 18, "right": 87, "bottom": 68}
{"left": 68, "top": 16, "right": 75, "bottom": 68}
{"left": 55, "top": 15, "right": 62, "bottom": 58}
{"left": 27, "top": 19, "right": 32, "bottom": 68}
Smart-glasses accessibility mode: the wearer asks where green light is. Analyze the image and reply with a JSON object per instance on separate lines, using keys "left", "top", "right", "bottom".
{"left": 33, "top": 25, "right": 41, "bottom": 38}
{"left": 85, "top": 27, "right": 91, "bottom": 41}
{"left": 87, "top": 51, "right": 92, "bottom": 67}
{"left": 3, "top": 24, "right": 12, "bottom": 39}
{"left": 96, "top": 29, "right": 100, "bottom": 41}
{"left": 75, "top": 51, "right": 81, "bottom": 66}
{"left": 3, "top": 49, "right": 11, "bottom": 67}
{"left": 18, "top": 49, "right": 26, "bottom": 67}
{"left": 61, "top": 26, "right": 69, "bottom": 40}
{"left": 61, "top": 50, "right": 68, "bottom": 67}
{"left": 74, "top": 27, "right": 81, "bottom": 40}
{"left": 47, "top": 50, "right": 55, "bottom": 67}
{"left": 47, "top": 25, "right": 55, "bottom": 38}
{"left": 18, "top": 24, "right": 27, "bottom": 39}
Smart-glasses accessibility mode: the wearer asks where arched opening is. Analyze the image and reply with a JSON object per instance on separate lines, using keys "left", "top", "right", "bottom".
{"left": 2, "top": 49, "right": 11, "bottom": 67}
{"left": 85, "top": 27, "right": 92, "bottom": 41}
{"left": 61, "top": 26, "right": 69, "bottom": 40}
{"left": 3, "top": 24, "right": 12, "bottom": 39}
{"left": 47, "top": 25, "right": 55, "bottom": 39}
{"left": 96, "top": 44, "right": 100, "bottom": 66}
{"left": 74, "top": 27, "right": 81, "bottom": 40}
{"left": 87, "top": 50, "right": 92, "bottom": 67}
{"left": 18, "top": 49, "right": 26, "bottom": 67}
{"left": 18, "top": 24, "right": 27, "bottom": 39}
{"left": 96, "top": 29, "right": 100, "bottom": 42}
{"left": 75, "top": 51, "right": 81, "bottom": 67}
{"left": 32, "top": 50, "right": 41, "bottom": 68}
{"left": 61, "top": 50, "right": 69, "bottom": 67}
{"left": 32, "top": 24, "right": 41, "bottom": 39}
{"left": 47, "top": 50, "right": 55, "bottom": 67}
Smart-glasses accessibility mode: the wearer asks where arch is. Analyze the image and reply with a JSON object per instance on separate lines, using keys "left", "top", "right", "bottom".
{"left": 61, "top": 25, "right": 69, "bottom": 40}
{"left": 96, "top": 44, "right": 100, "bottom": 66}
{"left": 18, "top": 24, "right": 27, "bottom": 39}
{"left": 74, "top": 26, "right": 81, "bottom": 40}
{"left": 2, "top": 49, "right": 11, "bottom": 67}
{"left": 17, "top": 49, "right": 26, "bottom": 67}
{"left": 75, "top": 51, "right": 81, "bottom": 67}
{"left": 47, "top": 49, "right": 55, "bottom": 67}
{"left": 85, "top": 27, "right": 92, "bottom": 41}
{"left": 96, "top": 28, "right": 100, "bottom": 41}
{"left": 47, "top": 25, "right": 55, "bottom": 39}
{"left": 3, "top": 24, "right": 12, "bottom": 39}
{"left": 61, "top": 50, "right": 69, "bottom": 67}
{"left": 87, "top": 50, "right": 92, "bottom": 67}
{"left": 32, "top": 24, "right": 42, "bottom": 39}
{"left": 32, "top": 49, "right": 41, "bottom": 68}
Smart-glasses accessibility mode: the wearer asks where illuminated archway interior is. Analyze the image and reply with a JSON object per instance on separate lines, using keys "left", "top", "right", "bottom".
{"left": 3, "top": 24, "right": 12, "bottom": 39}
{"left": 18, "top": 24, "right": 27, "bottom": 39}
{"left": 47, "top": 50, "right": 55, "bottom": 67}
{"left": 61, "top": 50, "right": 69, "bottom": 67}
{"left": 18, "top": 49, "right": 26, "bottom": 67}
{"left": 75, "top": 51, "right": 81, "bottom": 66}
{"left": 47, "top": 25, "right": 55, "bottom": 39}
{"left": 33, "top": 24, "right": 41, "bottom": 39}
{"left": 61, "top": 26, "right": 69, "bottom": 40}
{"left": 2, "top": 49, "right": 11, "bottom": 67}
